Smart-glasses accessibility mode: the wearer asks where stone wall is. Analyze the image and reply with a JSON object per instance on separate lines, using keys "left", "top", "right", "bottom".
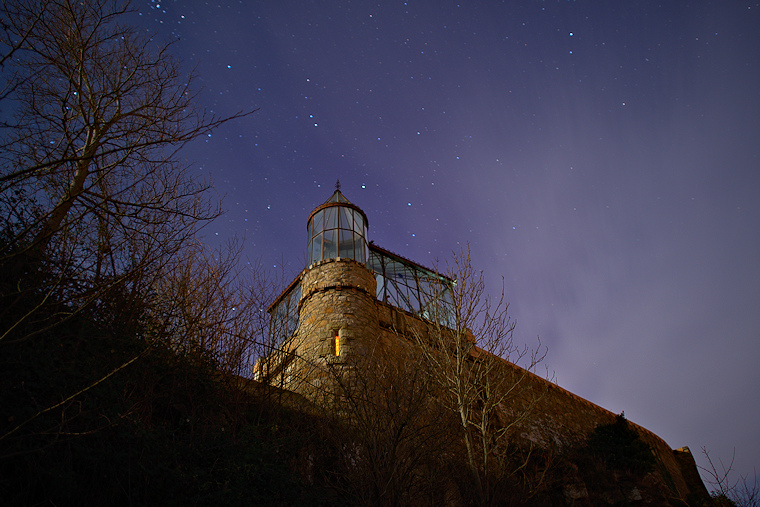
{"left": 375, "top": 299, "right": 706, "bottom": 502}
{"left": 269, "top": 258, "right": 381, "bottom": 396}
{"left": 298, "top": 258, "right": 379, "bottom": 359}
{"left": 265, "top": 258, "right": 708, "bottom": 503}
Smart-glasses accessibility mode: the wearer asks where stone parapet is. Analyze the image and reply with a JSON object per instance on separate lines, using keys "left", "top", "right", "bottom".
{"left": 373, "top": 298, "right": 702, "bottom": 502}
{"left": 300, "top": 258, "right": 377, "bottom": 308}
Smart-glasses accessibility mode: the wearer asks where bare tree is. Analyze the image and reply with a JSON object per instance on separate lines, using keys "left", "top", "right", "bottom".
{"left": 0, "top": 0, "right": 50, "bottom": 99}
{"left": 0, "top": 0, "right": 251, "bottom": 343}
{"left": 0, "top": 0, "right": 259, "bottom": 462}
{"left": 144, "top": 239, "right": 274, "bottom": 376}
{"left": 411, "top": 247, "right": 549, "bottom": 505}
{"left": 701, "top": 448, "right": 759, "bottom": 507}
{"left": 318, "top": 338, "right": 459, "bottom": 506}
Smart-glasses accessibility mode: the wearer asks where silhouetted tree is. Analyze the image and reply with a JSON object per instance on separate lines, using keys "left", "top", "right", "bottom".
{"left": 145, "top": 239, "right": 275, "bottom": 376}
{"left": 0, "top": 0, "right": 257, "bottom": 476}
{"left": 319, "top": 339, "right": 459, "bottom": 506}
{"left": 0, "top": 0, "right": 250, "bottom": 344}
{"left": 411, "top": 247, "right": 550, "bottom": 505}
{"left": 701, "top": 448, "right": 759, "bottom": 507}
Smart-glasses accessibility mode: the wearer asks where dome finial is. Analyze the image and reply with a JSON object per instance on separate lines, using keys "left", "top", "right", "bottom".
{"left": 335, "top": 179, "right": 341, "bottom": 191}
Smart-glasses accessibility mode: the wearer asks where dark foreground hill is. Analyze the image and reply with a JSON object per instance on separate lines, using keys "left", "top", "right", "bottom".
{"left": 1, "top": 313, "right": 713, "bottom": 506}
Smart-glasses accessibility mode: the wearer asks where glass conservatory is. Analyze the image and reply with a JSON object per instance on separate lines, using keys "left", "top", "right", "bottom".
{"left": 267, "top": 186, "right": 455, "bottom": 348}
{"left": 307, "top": 188, "right": 369, "bottom": 265}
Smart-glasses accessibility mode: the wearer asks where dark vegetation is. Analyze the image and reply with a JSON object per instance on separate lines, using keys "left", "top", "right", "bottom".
{"left": 560, "top": 414, "right": 664, "bottom": 506}
{"left": 0, "top": 314, "right": 326, "bottom": 506}
{"left": 700, "top": 448, "right": 759, "bottom": 507}
{"left": 0, "top": 315, "right": 710, "bottom": 507}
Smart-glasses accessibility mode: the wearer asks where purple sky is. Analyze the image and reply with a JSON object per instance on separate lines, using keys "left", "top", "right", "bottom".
{"left": 136, "top": 0, "right": 759, "bottom": 485}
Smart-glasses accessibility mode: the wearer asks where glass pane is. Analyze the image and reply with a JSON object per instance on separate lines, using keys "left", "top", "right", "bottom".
{"left": 368, "top": 249, "right": 380, "bottom": 271}
{"left": 324, "top": 206, "right": 337, "bottom": 229}
{"left": 323, "top": 229, "right": 337, "bottom": 259}
{"left": 387, "top": 260, "right": 404, "bottom": 279}
{"left": 375, "top": 274, "right": 385, "bottom": 298}
{"left": 355, "top": 239, "right": 366, "bottom": 264}
{"left": 338, "top": 229, "right": 354, "bottom": 259}
{"left": 339, "top": 207, "right": 353, "bottom": 231}
{"left": 310, "top": 210, "right": 323, "bottom": 238}
{"left": 385, "top": 281, "right": 398, "bottom": 306}
{"left": 310, "top": 234, "right": 322, "bottom": 264}
{"left": 353, "top": 211, "right": 364, "bottom": 234}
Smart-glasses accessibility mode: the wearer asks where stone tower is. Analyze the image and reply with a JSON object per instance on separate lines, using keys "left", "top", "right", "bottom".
{"left": 259, "top": 183, "right": 454, "bottom": 391}
{"left": 255, "top": 185, "right": 710, "bottom": 504}
{"left": 258, "top": 184, "right": 390, "bottom": 392}
{"left": 298, "top": 184, "right": 380, "bottom": 364}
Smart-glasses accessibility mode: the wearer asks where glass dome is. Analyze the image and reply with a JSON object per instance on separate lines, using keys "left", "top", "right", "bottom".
{"left": 307, "top": 188, "right": 368, "bottom": 265}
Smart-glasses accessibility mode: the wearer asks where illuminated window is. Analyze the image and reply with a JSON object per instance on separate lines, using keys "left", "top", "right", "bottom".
{"left": 334, "top": 329, "right": 340, "bottom": 356}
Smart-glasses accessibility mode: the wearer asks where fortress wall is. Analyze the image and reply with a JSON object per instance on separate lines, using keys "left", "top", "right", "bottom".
{"left": 501, "top": 358, "right": 692, "bottom": 497}
{"left": 270, "top": 259, "right": 704, "bottom": 501}
{"left": 376, "top": 300, "right": 695, "bottom": 499}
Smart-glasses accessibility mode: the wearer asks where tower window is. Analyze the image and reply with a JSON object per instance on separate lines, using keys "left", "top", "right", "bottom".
{"left": 307, "top": 195, "right": 368, "bottom": 266}
{"left": 334, "top": 329, "right": 340, "bottom": 356}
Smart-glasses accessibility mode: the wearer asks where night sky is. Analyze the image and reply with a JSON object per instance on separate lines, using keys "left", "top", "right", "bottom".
{"left": 135, "top": 1, "right": 760, "bottom": 484}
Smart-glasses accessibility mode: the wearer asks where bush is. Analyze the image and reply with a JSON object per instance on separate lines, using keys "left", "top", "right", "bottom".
{"left": 587, "top": 413, "right": 656, "bottom": 477}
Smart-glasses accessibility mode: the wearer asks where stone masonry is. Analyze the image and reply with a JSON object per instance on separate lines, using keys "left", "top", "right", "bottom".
{"left": 259, "top": 188, "right": 710, "bottom": 504}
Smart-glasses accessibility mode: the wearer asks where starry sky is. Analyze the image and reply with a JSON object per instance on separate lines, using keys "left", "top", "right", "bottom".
{"left": 135, "top": 0, "right": 760, "bottom": 484}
